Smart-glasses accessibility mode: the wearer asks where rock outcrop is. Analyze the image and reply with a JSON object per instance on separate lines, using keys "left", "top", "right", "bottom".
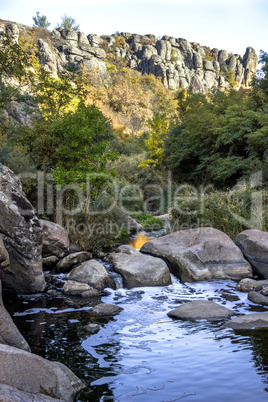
{"left": 0, "top": 163, "right": 45, "bottom": 293}
{"left": 0, "top": 279, "right": 30, "bottom": 351}
{"left": 0, "top": 344, "right": 84, "bottom": 401}
{"left": 40, "top": 219, "right": 70, "bottom": 258}
{"left": 141, "top": 227, "right": 253, "bottom": 282}
{"left": 0, "top": 20, "right": 258, "bottom": 93}
{"left": 235, "top": 230, "right": 268, "bottom": 278}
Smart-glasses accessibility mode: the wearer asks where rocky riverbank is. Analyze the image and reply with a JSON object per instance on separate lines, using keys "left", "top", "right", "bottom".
{"left": 1, "top": 161, "right": 268, "bottom": 399}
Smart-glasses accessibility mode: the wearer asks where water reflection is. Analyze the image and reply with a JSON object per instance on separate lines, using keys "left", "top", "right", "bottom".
{"left": 129, "top": 232, "right": 152, "bottom": 249}
{"left": 4, "top": 280, "right": 268, "bottom": 401}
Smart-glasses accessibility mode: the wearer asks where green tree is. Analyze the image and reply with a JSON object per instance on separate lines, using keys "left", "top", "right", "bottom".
{"left": 56, "top": 14, "right": 80, "bottom": 31}
{"left": 13, "top": 101, "right": 117, "bottom": 186}
{"left": 32, "top": 12, "right": 51, "bottom": 28}
{"left": 139, "top": 113, "right": 169, "bottom": 169}
{"left": 164, "top": 88, "right": 268, "bottom": 187}
{"left": 0, "top": 33, "right": 32, "bottom": 111}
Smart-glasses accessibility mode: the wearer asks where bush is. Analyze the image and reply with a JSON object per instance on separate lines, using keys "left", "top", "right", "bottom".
{"left": 131, "top": 211, "right": 163, "bottom": 231}
{"left": 169, "top": 185, "right": 268, "bottom": 239}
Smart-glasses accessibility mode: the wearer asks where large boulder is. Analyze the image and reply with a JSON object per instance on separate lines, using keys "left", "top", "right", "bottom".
{"left": 223, "top": 312, "right": 268, "bottom": 330}
{"left": 113, "top": 252, "right": 172, "bottom": 288}
{"left": 168, "top": 300, "right": 234, "bottom": 321}
{"left": 57, "top": 251, "right": 92, "bottom": 272}
{"left": 0, "top": 279, "right": 30, "bottom": 351}
{"left": 0, "top": 384, "right": 63, "bottom": 401}
{"left": 141, "top": 227, "right": 252, "bottom": 282}
{"left": 40, "top": 219, "right": 70, "bottom": 258}
{"left": 67, "top": 260, "right": 114, "bottom": 291}
{"left": 235, "top": 229, "right": 268, "bottom": 278}
{"left": 0, "top": 163, "right": 45, "bottom": 293}
{"left": 0, "top": 344, "right": 84, "bottom": 401}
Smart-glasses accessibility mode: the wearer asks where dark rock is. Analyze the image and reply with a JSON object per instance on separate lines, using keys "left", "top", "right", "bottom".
{"left": 0, "top": 163, "right": 45, "bottom": 293}
{"left": 235, "top": 229, "right": 268, "bottom": 278}
{"left": 40, "top": 219, "right": 69, "bottom": 258}
{"left": 0, "top": 344, "right": 84, "bottom": 401}
{"left": 0, "top": 279, "right": 30, "bottom": 351}
{"left": 168, "top": 300, "right": 234, "bottom": 321}
{"left": 57, "top": 251, "right": 93, "bottom": 272}
{"left": 248, "top": 291, "right": 268, "bottom": 306}
{"left": 141, "top": 227, "right": 252, "bottom": 282}
{"left": 223, "top": 312, "right": 268, "bottom": 330}
{"left": 84, "top": 323, "right": 100, "bottom": 333}
{"left": 88, "top": 303, "right": 123, "bottom": 317}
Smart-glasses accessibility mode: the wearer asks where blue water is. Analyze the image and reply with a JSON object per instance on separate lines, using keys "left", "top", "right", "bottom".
{"left": 7, "top": 277, "right": 268, "bottom": 401}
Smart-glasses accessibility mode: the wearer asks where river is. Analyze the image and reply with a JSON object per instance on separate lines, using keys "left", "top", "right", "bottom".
{"left": 3, "top": 231, "right": 268, "bottom": 401}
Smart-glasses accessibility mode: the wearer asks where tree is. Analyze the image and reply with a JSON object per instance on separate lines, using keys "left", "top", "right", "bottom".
{"left": 164, "top": 89, "right": 268, "bottom": 187}
{"left": 0, "top": 33, "right": 32, "bottom": 111}
{"left": 56, "top": 15, "right": 80, "bottom": 31}
{"left": 32, "top": 12, "right": 51, "bottom": 29}
{"left": 139, "top": 114, "right": 169, "bottom": 169}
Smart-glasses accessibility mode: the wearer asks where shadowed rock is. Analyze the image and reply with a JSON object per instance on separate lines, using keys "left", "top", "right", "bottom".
{"left": 0, "top": 163, "right": 45, "bottom": 293}
{"left": 235, "top": 229, "right": 268, "bottom": 278}
{"left": 0, "top": 344, "right": 85, "bottom": 401}
{"left": 223, "top": 312, "right": 268, "bottom": 330}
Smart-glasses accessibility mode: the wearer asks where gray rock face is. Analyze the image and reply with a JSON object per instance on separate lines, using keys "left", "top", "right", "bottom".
{"left": 168, "top": 300, "right": 234, "bottom": 321}
{"left": 113, "top": 252, "right": 172, "bottom": 288}
{"left": 40, "top": 219, "right": 70, "bottom": 258}
{"left": 67, "top": 260, "right": 114, "bottom": 290}
{"left": 0, "top": 344, "right": 84, "bottom": 401}
{"left": 0, "top": 384, "right": 64, "bottom": 401}
{"left": 141, "top": 228, "right": 252, "bottom": 282}
{"left": 0, "top": 235, "right": 9, "bottom": 268}
{"left": 2, "top": 21, "right": 258, "bottom": 93}
{"left": 0, "top": 279, "right": 30, "bottom": 351}
{"left": 57, "top": 251, "right": 92, "bottom": 272}
{"left": 223, "top": 312, "right": 268, "bottom": 330}
{"left": 0, "top": 163, "right": 45, "bottom": 293}
{"left": 235, "top": 230, "right": 268, "bottom": 278}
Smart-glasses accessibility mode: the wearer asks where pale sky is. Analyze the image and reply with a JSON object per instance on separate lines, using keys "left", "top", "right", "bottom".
{"left": 1, "top": 0, "right": 267, "bottom": 58}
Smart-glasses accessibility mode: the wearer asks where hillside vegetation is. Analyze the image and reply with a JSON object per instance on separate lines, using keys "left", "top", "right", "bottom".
{"left": 0, "top": 20, "right": 267, "bottom": 250}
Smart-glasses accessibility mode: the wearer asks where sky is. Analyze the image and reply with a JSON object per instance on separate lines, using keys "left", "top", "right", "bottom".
{"left": 1, "top": 0, "right": 267, "bottom": 58}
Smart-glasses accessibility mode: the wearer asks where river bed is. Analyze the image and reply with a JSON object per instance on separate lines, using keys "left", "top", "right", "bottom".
{"left": 4, "top": 273, "right": 268, "bottom": 401}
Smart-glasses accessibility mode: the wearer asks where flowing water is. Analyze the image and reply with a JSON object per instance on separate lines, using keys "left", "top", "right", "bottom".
{"left": 3, "top": 229, "right": 268, "bottom": 401}
{"left": 4, "top": 274, "right": 268, "bottom": 402}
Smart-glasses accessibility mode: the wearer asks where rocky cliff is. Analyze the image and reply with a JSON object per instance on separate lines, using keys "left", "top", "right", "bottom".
{"left": 1, "top": 19, "right": 258, "bottom": 93}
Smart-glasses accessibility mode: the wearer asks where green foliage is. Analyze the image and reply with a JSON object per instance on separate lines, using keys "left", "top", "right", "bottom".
{"left": 169, "top": 185, "right": 268, "bottom": 239}
{"left": 56, "top": 15, "right": 80, "bottom": 31}
{"left": 164, "top": 88, "right": 268, "bottom": 187}
{"left": 0, "top": 33, "right": 32, "bottom": 111}
{"left": 13, "top": 102, "right": 117, "bottom": 187}
{"left": 32, "top": 12, "right": 51, "bottom": 28}
{"left": 220, "top": 67, "right": 237, "bottom": 88}
{"left": 131, "top": 211, "right": 164, "bottom": 231}
{"left": 139, "top": 113, "right": 169, "bottom": 169}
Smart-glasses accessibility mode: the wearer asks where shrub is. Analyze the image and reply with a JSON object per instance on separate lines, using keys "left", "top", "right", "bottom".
{"left": 169, "top": 185, "right": 268, "bottom": 239}
{"left": 131, "top": 211, "right": 164, "bottom": 231}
